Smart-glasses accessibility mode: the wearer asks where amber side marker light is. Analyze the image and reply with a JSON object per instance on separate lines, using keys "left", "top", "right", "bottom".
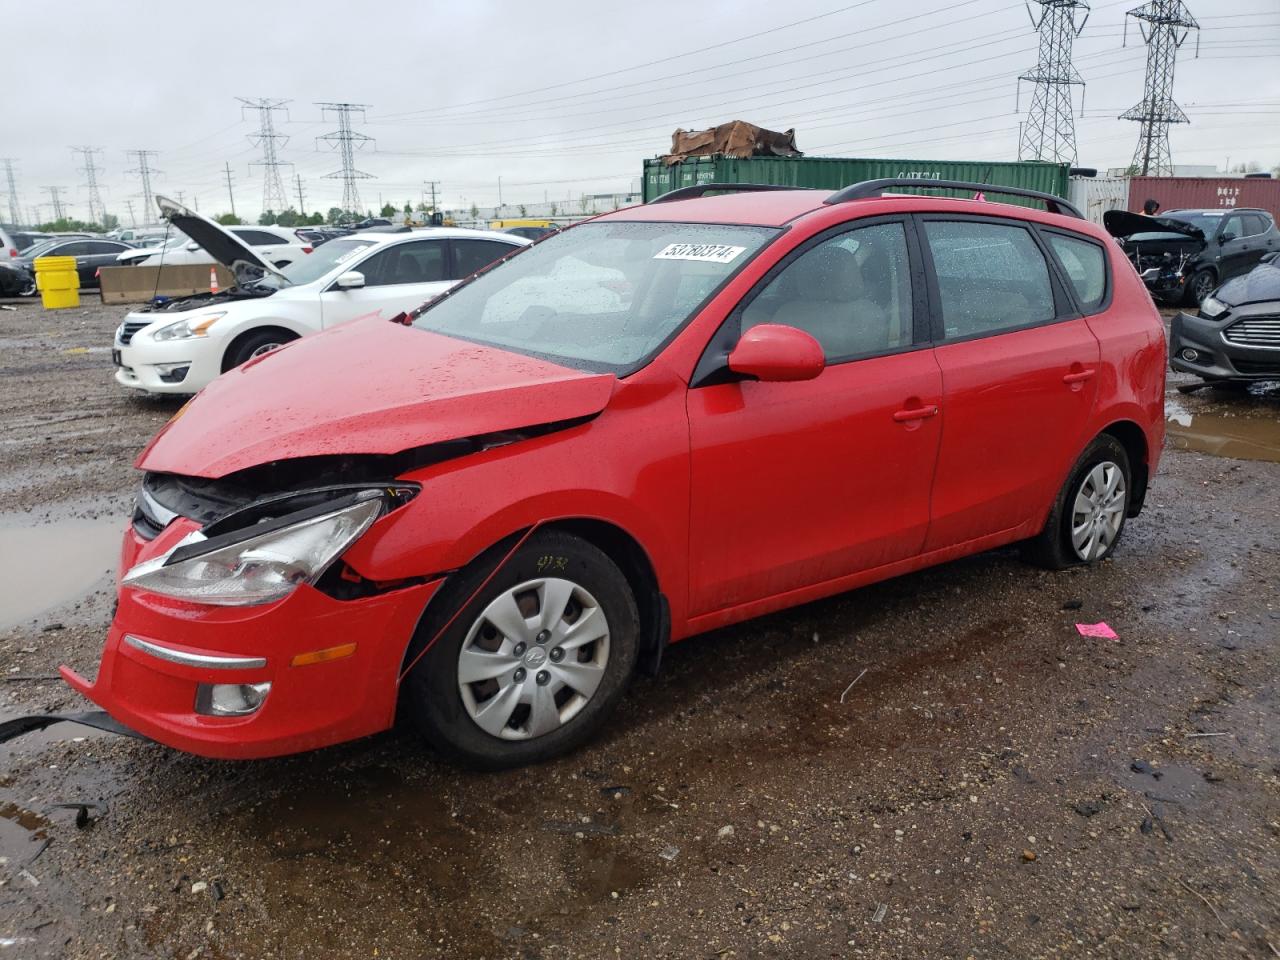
{"left": 291, "top": 643, "right": 357, "bottom": 667}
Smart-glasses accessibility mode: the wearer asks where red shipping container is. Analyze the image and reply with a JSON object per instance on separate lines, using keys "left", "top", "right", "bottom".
{"left": 1128, "top": 176, "right": 1280, "bottom": 220}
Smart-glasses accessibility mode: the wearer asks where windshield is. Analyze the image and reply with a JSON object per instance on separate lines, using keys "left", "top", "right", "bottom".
{"left": 257, "top": 237, "right": 379, "bottom": 289}
{"left": 1164, "top": 214, "right": 1220, "bottom": 235}
{"left": 412, "top": 221, "right": 777, "bottom": 373}
{"left": 21, "top": 239, "right": 64, "bottom": 258}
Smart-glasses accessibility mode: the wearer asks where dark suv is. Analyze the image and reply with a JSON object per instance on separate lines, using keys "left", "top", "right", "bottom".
{"left": 1105, "top": 207, "right": 1280, "bottom": 305}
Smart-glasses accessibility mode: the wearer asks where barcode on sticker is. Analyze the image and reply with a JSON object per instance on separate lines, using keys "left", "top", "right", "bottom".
{"left": 653, "top": 243, "right": 746, "bottom": 264}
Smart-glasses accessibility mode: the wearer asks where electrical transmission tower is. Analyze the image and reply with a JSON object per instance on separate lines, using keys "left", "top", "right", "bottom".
{"left": 294, "top": 174, "right": 307, "bottom": 216}
{"left": 1120, "top": 1, "right": 1199, "bottom": 176}
{"left": 43, "top": 186, "right": 68, "bottom": 221}
{"left": 71, "top": 146, "right": 107, "bottom": 223}
{"left": 1017, "top": 1, "right": 1090, "bottom": 165}
{"left": 316, "top": 103, "right": 375, "bottom": 214}
{"left": 125, "top": 150, "right": 161, "bottom": 219}
{"left": 1, "top": 159, "right": 20, "bottom": 225}
{"left": 237, "top": 97, "right": 292, "bottom": 213}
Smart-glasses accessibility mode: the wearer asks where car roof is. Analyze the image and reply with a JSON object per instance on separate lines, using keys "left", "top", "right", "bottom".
{"left": 594, "top": 187, "right": 1097, "bottom": 232}
{"left": 1165, "top": 207, "right": 1270, "bottom": 215}
{"left": 335, "top": 227, "right": 530, "bottom": 246}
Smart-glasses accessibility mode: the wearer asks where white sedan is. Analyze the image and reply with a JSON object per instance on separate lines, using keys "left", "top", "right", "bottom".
{"left": 113, "top": 199, "right": 528, "bottom": 395}
{"left": 115, "top": 222, "right": 312, "bottom": 270}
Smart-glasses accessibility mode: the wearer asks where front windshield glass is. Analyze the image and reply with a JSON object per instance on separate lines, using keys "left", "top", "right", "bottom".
{"left": 1164, "top": 214, "right": 1220, "bottom": 235}
{"left": 21, "top": 239, "right": 63, "bottom": 258}
{"left": 257, "top": 237, "right": 379, "bottom": 289}
{"left": 412, "top": 221, "right": 778, "bottom": 372}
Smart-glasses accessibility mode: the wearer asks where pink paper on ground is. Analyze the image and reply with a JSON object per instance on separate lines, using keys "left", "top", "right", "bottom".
{"left": 1075, "top": 622, "right": 1119, "bottom": 640}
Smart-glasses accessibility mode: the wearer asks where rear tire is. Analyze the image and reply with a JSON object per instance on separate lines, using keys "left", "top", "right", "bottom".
{"left": 404, "top": 530, "right": 639, "bottom": 770}
{"left": 1023, "top": 435, "right": 1131, "bottom": 570}
{"left": 222, "top": 328, "right": 296, "bottom": 371}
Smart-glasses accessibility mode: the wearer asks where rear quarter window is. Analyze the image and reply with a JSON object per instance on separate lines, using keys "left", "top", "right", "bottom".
{"left": 1045, "top": 233, "right": 1107, "bottom": 313}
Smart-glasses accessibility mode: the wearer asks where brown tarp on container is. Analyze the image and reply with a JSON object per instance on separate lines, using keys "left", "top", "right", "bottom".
{"left": 662, "top": 121, "right": 801, "bottom": 166}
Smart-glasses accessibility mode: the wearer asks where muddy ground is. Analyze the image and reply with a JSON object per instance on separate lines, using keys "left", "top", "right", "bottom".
{"left": 1, "top": 297, "right": 1278, "bottom": 959}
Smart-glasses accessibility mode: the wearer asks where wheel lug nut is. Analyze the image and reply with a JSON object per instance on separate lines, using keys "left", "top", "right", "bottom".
{"left": 536, "top": 630, "right": 550, "bottom": 644}
{"left": 550, "top": 647, "right": 564, "bottom": 663}
{"left": 513, "top": 642, "right": 526, "bottom": 656}
{"left": 514, "top": 668, "right": 526, "bottom": 682}
{"left": 536, "top": 670, "right": 550, "bottom": 685}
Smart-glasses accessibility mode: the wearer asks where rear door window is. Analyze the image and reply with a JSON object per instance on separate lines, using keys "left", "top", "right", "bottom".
{"left": 1045, "top": 232, "right": 1107, "bottom": 313}
{"left": 451, "top": 238, "right": 518, "bottom": 279}
{"left": 1242, "top": 214, "right": 1268, "bottom": 237}
{"left": 922, "top": 220, "right": 1056, "bottom": 339}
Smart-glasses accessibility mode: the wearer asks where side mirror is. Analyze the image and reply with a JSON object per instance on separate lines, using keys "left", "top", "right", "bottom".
{"left": 335, "top": 271, "right": 365, "bottom": 289}
{"left": 1261, "top": 251, "right": 1278, "bottom": 264}
{"left": 184, "top": 241, "right": 200, "bottom": 252}
{"left": 1219, "top": 232, "right": 1235, "bottom": 244}
{"left": 727, "top": 323, "right": 825, "bottom": 383}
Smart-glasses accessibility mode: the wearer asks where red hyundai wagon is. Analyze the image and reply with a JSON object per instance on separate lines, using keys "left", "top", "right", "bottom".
{"left": 62, "top": 180, "right": 1166, "bottom": 767}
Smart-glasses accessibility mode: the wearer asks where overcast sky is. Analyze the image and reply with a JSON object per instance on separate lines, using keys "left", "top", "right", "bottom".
{"left": 5, "top": 0, "right": 1278, "bottom": 223}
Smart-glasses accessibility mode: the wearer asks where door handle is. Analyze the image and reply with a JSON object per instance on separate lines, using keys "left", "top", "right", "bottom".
{"left": 1062, "top": 369, "right": 1096, "bottom": 385}
{"left": 893, "top": 404, "right": 939, "bottom": 423}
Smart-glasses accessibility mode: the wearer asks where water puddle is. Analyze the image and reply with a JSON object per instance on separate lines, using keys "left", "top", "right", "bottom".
{"left": 1165, "top": 409, "right": 1280, "bottom": 463}
{"left": 0, "top": 518, "right": 120, "bottom": 630}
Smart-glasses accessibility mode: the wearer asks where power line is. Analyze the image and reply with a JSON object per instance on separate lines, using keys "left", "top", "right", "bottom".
{"left": 315, "top": 103, "right": 375, "bottom": 214}
{"left": 1120, "top": 0, "right": 1199, "bottom": 176}
{"left": 1, "top": 159, "right": 20, "bottom": 226}
{"left": 71, "top": 146, "right": 107, "bottom": 224}
{"left": 125, "top": 150, "right": 161, "bottom": 221}
{"left": 238, "top": 97, "right": 292, "bottom": 214}
{"left": 1018, "top": 1, "right": 1090, "bottom": 164}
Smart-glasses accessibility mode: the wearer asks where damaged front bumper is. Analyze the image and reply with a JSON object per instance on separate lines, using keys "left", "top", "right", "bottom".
{"left": 61, "top": 517, "right": 440, "bottom": 760}
{"left": 1138, "top": 265, "right": 1188, "bottom": 303}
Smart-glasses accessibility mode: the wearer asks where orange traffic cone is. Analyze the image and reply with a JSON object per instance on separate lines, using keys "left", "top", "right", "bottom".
{"left": 209, "top": 267, "right": 219, "bottom": 294}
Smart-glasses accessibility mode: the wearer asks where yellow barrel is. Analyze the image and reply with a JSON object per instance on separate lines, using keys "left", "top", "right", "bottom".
{"left": 34, "top": 255, "right": 80, "bottom": 309}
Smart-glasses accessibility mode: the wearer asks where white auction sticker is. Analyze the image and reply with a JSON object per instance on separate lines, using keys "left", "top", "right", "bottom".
{"left": 653, "top": 243, "right": 746, "bottom": 264}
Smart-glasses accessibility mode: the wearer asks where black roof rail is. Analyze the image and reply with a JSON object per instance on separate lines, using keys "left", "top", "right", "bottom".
{"left": 824, "top": 178, "right": 1084, "bottom": 219}
{"left": 649, "top": 183, "right": 814, "bottom": 204}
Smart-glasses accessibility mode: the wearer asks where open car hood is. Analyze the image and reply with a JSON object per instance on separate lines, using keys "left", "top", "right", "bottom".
{"left": 137, "top": 315, "right": 617, "bottom": 478}
{"left": 1103, "top": 209, "right": 1205, "bottom": 241}
{"left": 156, "top": 195, "right": 290, "bottom": 286}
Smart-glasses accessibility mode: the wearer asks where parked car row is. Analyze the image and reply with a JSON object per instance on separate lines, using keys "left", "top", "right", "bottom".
{"left": 60, "top": 179, "right": 1170, "bottom": 769}
{"left": 113, "top": 197, "right": 528, "bottom": 394}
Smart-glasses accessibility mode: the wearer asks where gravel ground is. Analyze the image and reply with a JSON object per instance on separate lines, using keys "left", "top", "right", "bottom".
{"left": 1, "top": 298, "right": 1278, "bottom": 959}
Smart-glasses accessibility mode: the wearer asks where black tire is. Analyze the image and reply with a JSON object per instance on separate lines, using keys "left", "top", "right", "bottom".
{"left": 1023, "top": 435, "right": 1132, "bottom": 570}
{"left": 222, "top": 329, "right": 296, "bottom": 371}
{"left": 1186, "top": 268, "right": 1217, "bottom": 306}
{"left": 404, "top": 530, "right": 640, "bottom": 770}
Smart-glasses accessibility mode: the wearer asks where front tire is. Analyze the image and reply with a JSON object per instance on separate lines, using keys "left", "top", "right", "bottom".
{"left": 405, "top": 530, "right": 640, "bottom": 770}
{"left": 1187, "top": 269, "right": 1216, "bottom": 306}
{"left": 222, "top": 329, "right": 296, "bottom": 371}
{"left": 1024, "top": 435, "right": 1131, "bottom": 570}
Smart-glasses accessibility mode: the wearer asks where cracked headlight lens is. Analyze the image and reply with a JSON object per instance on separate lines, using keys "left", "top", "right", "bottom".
{"left": 122, "top": 494, "right": 382, "bottom": 606}
{"left": 152, "top": 312, "right": 226, "bottom": 342}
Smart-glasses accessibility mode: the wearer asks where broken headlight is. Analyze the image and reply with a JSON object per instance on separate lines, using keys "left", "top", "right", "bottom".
{"left": 122, "top": 492, "right": 383, "bottom": 606}
{"left": 152, "top": 312, "right": 225, "bottom": 341}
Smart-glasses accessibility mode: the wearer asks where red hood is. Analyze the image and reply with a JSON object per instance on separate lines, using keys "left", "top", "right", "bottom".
{"left": 138, "top": 317, "right": 616, "bottom": 478}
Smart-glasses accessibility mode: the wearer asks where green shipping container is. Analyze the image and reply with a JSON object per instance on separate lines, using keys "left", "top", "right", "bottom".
{"left": 642, "top": 156, "right": 1070, "bottom": 207}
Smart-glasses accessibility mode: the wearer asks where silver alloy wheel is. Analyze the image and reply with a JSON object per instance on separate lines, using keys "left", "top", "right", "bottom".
{"left": 1070, "top": 461, "right": 1126, "bottom": 561}
{"left": 457, "top": 577, "right": 610, "bottom": 740}
{"left": 249, "top": 341, "right": 282, "bottom": 359}
{"left": 1193, "top": 273, "right": 1215, "bottom": 302}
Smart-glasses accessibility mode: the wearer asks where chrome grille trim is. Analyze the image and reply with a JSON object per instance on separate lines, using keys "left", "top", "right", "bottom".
{"left": 117, "top": 320, "right": 149, "bottom": 346}
{"left": 1223, "top": 316, "right": 1280, "bottom": 350}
